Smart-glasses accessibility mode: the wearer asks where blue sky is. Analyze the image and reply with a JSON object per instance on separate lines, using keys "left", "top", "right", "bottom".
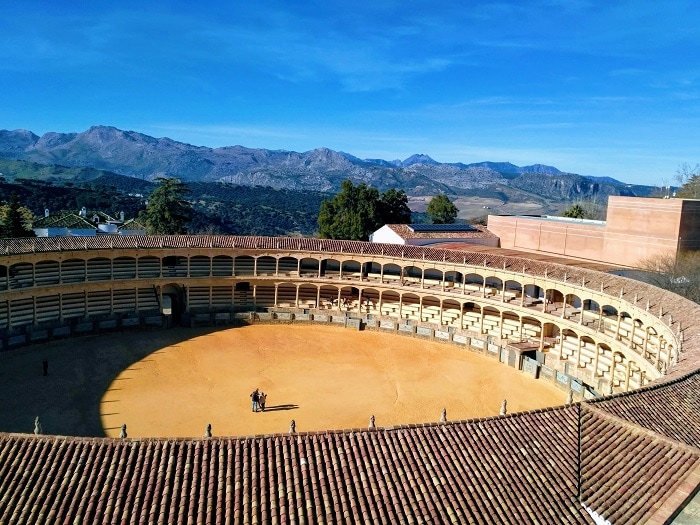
{"left": 1, "top": 1, "right": 698, "bottom": 186}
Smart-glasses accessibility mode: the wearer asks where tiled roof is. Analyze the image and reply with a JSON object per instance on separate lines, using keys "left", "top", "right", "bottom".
{"left": 590, "top": 371, "right": 700, "bottom": 448}
{"left": 1, "top": 387, "right": 698, "bottom": 524}
{"left": 31, "top": 213, "right": 95, "bottom": 229}
{"left": 387, "top": 223, "right": 499, "bottom": 240}
{"left": 118, "top": 218, "right": 147, "bottom": 231}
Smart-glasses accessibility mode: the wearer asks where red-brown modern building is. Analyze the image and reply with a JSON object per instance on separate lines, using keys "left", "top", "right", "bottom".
{"left": 488, "top": 196, "right": 700, "bottom": 267}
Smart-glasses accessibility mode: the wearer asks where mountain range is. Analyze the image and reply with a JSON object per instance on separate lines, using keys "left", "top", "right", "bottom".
{"left": 0, "top": 125, "right": 655, "bottom": 201}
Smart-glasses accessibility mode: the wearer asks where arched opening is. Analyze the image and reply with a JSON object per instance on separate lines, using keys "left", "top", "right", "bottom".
{"left": 442, "top": 299, "right": 461, "bottom": 328}
{"left": 256, "top": 256, "right": 276, "bottom": 275}
{"left": 299, "top": 258, "right": 319, "bottom": 278}
{"left": 189, "top": 256, "right": 211, "bottom": 278}
{"left": 297, "top": 284, "right": 318, "bottom": 308}
{"left": 382, "top": 263, "right": 402, "bottom": 283}
{"left": 234, "top": 256, "right": 255, "bottom": 276}
{"left": 255, "top": 284, "right": 276, "bottom": 308}
{"left": 34, "top": 260, "right": 60, "bottom": 287}
{"left": 423, "top": 268, "right": 443, "bottom": 289}
{"left": 444, "top": 270, "right": 463, "bottom": 288}
{"left": 421, "top": 295, "right": 441, "bottom": 324}
{"left": 341, "top": 260, "right": 362, "bottom": 279}
{"left": 137, "top": 256, "right": 160, "bottom": 279}
{"left": 503, "top": 280, "right": 522, "bottom": 303}
{"left": 322, "top": 258, "right": 340, "bottom": 278}
{"left": 484, "top": 276, "right": 502, "bottom": 297}
{"left": 319, "top": 284, "right": 340, "bottom": 309}
{"left": 380, "top": 290, "right": 401, "bottom": 317}
{"left": 278, "top": 257, "right": 298, "bottom": 275}
{"left": 163, "top": 283, "right": 185, "bottom": 324}
{"left": 276, "top": 283, "right": 297, "bottom": 307}
{"left": 86, "top": 258, "right": 111, "bottom": 282}
{"left": 501, "top": 310, "right": 520, "bottom": 340}
{"left": 462, "top": 301, "right": 481, "bottom": 331}
{"left": 482, "top": 306, "right": 501, "bottom": 336}
{"left": 212, "top": 255, "right": 233, "bottom": 277}
{"left": 360, "top": 288, "right": 379, "bottom": 314}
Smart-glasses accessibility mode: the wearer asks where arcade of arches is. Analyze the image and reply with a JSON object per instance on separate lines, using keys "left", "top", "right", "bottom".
{"left": 0, "top": 248, "right": 680, "bottom": 395}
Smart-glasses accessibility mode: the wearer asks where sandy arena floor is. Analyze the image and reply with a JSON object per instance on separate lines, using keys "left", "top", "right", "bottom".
{"left": 0, "top": 325, "right": 565, "bottom": 438}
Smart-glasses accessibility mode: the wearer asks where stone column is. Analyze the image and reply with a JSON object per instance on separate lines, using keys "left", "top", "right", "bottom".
{"left": 593, "top": 344, "right": 600, "bottom": 377}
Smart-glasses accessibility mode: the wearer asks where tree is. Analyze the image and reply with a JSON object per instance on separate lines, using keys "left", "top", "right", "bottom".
{"left": 143, "top": 177, "right": 192, "bottom": 235}
{"left": 638, "top": 251, "right": 700, "bottom": 305}
{"left": 0, "top": 194, "right": 35, "bottom": 238}
{"left": 318, "top": 180, "right": 380, "bottom": 240}
{"left": 562, "top": 203, "right": 586, "bottom": 218}
{"left": 426, "top": 194, "right": 458, "bottom": 224}
{"left": 378, "top": 188, "right": 411, "bottom": 225}
{"left": 675, "top": 163, "right": 700, "bottom": 198}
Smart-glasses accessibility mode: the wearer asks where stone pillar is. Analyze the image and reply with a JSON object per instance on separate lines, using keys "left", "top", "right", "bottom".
{"left": 295, "top": 285, "right": 300, "bottom": 307}
{"left": 559, "top": 332, "right": 565, "bottom": 360}
{"left": 577, "top": 337, "right": 582, "bottom": 368}
{"left": 274, "top": 284, "right": 278, "bottom": 307}
{"left": 561, "top": 295, "right": 567, "bottom": 319}
{"left": 615, "top": 313, "right": 622, "bottom": 341}
{"left": 629, "top": 322, "right": 637, "bottom": 350}
{"left": 593, "top": 344, "right": 600, "bottom": 377}
{"left": 419, "top": 296, "right": 424, "bottom": 322}
{"left": 625, "top": 361, "right": 632, "bottom": 391}
{"left": 539, "top": 324, "right": 546, "bottom": 351}
{"left": 253, "top": 257, "right": 258, "bottom": 277}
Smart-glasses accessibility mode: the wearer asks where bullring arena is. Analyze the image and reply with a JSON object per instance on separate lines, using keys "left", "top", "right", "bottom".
{"left": 0, "top": 235, "right": 699, "bottom": 523}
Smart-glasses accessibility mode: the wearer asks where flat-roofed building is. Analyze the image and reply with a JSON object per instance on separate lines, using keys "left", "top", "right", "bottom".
{"left": 488, "top": 196, "right": 700, "bottom": 267}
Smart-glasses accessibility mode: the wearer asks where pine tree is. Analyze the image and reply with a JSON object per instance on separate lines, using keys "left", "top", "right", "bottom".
{"left": 144, "top": 178, "right": 192, "bottom": 235}
{"left": 0, "top": 194, "right": 35, "bottom": 238}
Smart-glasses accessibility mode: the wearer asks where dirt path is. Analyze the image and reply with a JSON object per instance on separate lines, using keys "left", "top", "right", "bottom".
{"left": 0, "top": 325, "right": 565, "bottom": 438}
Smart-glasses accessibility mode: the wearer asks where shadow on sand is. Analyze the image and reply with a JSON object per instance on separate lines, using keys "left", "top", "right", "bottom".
{"left": 0, "top": 325, "right": 235, "bottom": 438}
{"left": 261, "top": 404, "right": 299, "bottom": 412}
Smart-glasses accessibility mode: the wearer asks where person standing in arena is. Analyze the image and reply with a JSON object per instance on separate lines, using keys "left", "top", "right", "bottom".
{"left": 250, "top": 388, "right": 260, "bottom": 412}
{"left": 258, "top": 392, "right": 267, "bottom": 412}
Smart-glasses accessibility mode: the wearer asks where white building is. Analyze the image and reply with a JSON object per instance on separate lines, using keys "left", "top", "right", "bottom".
{"left": 370, "top": 223, "right": 499, "bottom": 248}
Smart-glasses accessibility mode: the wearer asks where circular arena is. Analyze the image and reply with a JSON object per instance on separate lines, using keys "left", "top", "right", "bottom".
{"left": 0, "top": 235, "right": 699, "bottom": 523}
